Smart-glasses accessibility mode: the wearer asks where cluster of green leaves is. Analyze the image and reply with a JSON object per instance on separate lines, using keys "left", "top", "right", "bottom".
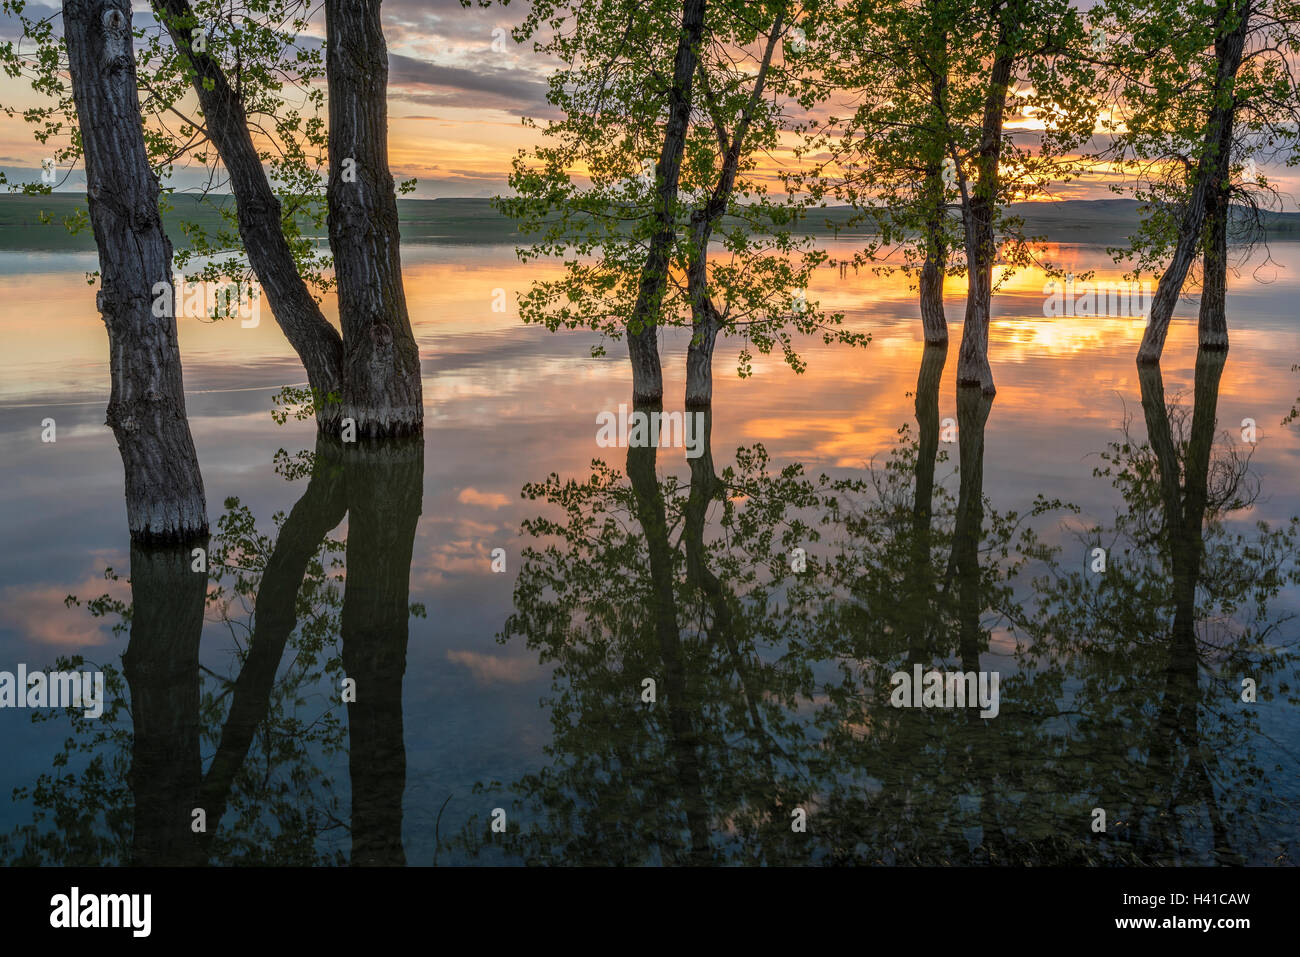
{"left": 270, "top": 384, "right": 341, "bottom": 425}
{"left": 493, "top": 0, "right": 865, "bottom": 375}
{"left": 799, "top": 0, "right": 1100, "bottom": 292}
{"left": 1098, "top": 0, "right": 1300, "bottom": 277}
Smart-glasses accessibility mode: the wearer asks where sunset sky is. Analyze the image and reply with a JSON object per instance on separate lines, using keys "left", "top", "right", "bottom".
{"left": 0, "top": 0, "right": 1297, "bottom": 204}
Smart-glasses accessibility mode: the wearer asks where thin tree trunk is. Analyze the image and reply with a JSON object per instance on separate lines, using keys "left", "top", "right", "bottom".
{"left": 325, "top": 0, "right": 424, "bottom": 438}
{"left": 919, "top": 226, "right": 948, "bottom": 345}
{"left": 152, "top": 0, "right": 345, "bottom": 431}
{"left": 1199, "top": 174, "right": 1232, "bottom": 349}
{"left": 64, "top": 0, "right": 207, "bottom": 543}
{"left": 1137, "top": 1, "right": 1249, "bottom": 364}
{"left": 919, "top": 8, "right": 949, "bottom": 346}
{"left": 684, "top": 12, "right": 784, "bottom": 408}
{"left": 955, "top": 19, "right": 1015, "bottom": 395}
{"left": 629, "top": 0, "right": 708, "bottom": 404}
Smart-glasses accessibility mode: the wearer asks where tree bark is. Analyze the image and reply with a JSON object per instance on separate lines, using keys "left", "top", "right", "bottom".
{"left": 64, "top": 0, "right": 208, "bottom": 543}
{"left": 919, "top": 231, "right": 948, "bottom": 346}
{"left": 919, "top": 8, "right": 949, "bottom": 346}
{"left": 629, "top": 0, "right": 708, "bottom": 404}
{"left": 325, "top": 0, "right": 424, "bottom": 438}
{"left": 955, "top": 16, "right": 1016, "bottom": 395}
{"left": 1137, "top": 1, "right": 1249, "bottom": 364}
{"left": 684, "top": 12, "right": 783, "bottom": 408}
{"left": 1198, "top": 178, "right": 1230, "bottom": 350}
{"left": 152, "top": 0, "right": 345, "bottom": 431}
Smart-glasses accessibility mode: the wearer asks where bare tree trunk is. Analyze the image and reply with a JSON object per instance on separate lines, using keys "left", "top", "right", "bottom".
{"left": 629, "top": 0, "right": 707, "bottom": 404}
{"left": 956, "top": 198, "right": 997, "bottom": 394}
{"left": 1199, "top": 179, "right": 1232, "bottom": 350}
{"left": 684, "top": 13, "right": 783, "bottom": 408}
{"left": 955, "top": 22, "right": 1015, "bottom": 395}
{"left": 919, "top": 227, "right": 948, "bottom": 346}
{"left": 64, "top": 0, "right": 207, "bottom": 543}
{"left": 684, "top": 303, "right": 721, "bottom": 408}
{"left": 1137, "top": 1, "right": 1249, "bottom": 364}
{"left": 152, "top": 0, "right": 345, "bottom": 432}
{"left": 326, "top": 0, "right": 424, "bottom": 438}
{"left": 919, "top": 11, "right": 949, "bottom": 346}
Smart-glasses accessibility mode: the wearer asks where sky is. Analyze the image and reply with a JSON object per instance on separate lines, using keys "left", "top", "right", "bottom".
{"left": 0, "top": 0, "right": 1296, "bottom": 205}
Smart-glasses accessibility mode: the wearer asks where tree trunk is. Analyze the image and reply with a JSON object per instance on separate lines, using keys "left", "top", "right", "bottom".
{"left": 685, "top": 304, "right": 721, "bottom": 408}
{"left": 152, "top": 0, "right": 345, "bottom": 432}
{"left": 325, "top": 0, "right": 424, "bottom": 438}
{"left": 919, "top": 18, "right": 949, "bottom": 347}
{"left": 628, "top": 0, "right": 708, "bottom": 404}
{"left": 1198, "top": 179, "right": 1230, "bottom": 350}
{"left": 919, "top": 236, "right": 948, "bottom": 346}
{"left": 64, "top": 0, "right": 208, "bottom": 543}
{"left": 1137, "top": 1, "right": 1249, "bottom": 364}
{"left": 683, "top": 13, "right": 783, "bottom": 408}
{"left": 955, "top": 21, "right": 1015, "bottom": 395}
{"left": 956, "top": 210, "right": 996, "bottom": 393}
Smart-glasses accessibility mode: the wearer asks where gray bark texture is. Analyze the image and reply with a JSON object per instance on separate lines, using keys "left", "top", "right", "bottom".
{"left": 326, "top": 0, "right": 425, "bottom": 438}
{"left": 64, "top": 0, "right": 208, "bottom": 542}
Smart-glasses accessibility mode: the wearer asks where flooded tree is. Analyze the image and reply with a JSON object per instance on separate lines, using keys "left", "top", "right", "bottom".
{"left": 61, "top": 0, "right": 207, "bottom": 543}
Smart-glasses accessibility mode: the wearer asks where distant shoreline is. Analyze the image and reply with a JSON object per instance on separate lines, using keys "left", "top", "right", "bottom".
{"left": 1, "top": 194, "right": 1298, "bottom": 252}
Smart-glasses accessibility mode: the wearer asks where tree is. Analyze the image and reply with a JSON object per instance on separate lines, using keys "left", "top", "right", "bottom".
{"left": 3, "top": 0, "right": 425, "bottom": 436}
{"left": 61, "top": 0, "right": 207, "bottom": 543}
{"left": 324, "top": 0, "right": 423, "bottom": 438}
{"left": 811, "top": 0, "right": 1097, "bottom": 393}
{"left": 497, "top": 0, "right": 861, "bottom": 407}
{"left": 148, "top": 0, "right": 347, "bottom": 430}
{"left": 682, "top": 0, "right": 866, "bottom": 407}
{"left": 1102, "top": 0, "right": 1300, "bottom": 361}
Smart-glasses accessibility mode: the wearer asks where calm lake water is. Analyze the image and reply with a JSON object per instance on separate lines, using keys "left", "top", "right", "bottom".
{"left": 0, "top": 238, "right": 1297, "bottom": 865}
